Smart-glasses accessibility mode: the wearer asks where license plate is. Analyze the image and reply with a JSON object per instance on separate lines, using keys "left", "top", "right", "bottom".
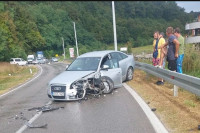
{"left": 52, "top": 92, "right": 64, "bottom": 96}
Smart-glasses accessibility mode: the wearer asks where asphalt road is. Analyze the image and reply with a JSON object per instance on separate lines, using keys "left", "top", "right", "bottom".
{"left": 0, "top": 63, "right": 156, "bottom": 133}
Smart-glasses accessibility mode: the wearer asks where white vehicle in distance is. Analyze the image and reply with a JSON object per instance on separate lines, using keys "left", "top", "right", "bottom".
{"left": 32, "top": 58, "right": 39, "bottom": 65}
{"left": 51, "top": 57, "right": 58, "bottom": 62}
{"left": 10, "top": 58, "right": 27, "bottom": 66}
{"left": 27, "top": 55, "right": 35, "bottom": 64}
{"left": 37, "top": 58, "right": 45, "bottom": 64}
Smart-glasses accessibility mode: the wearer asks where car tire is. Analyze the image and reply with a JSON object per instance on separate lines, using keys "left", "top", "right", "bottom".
{"left": 101, "top": 77, "right": 114, "bottom": 94}
{"left": 126, "top": 67, "right": 133, "bottom": 81}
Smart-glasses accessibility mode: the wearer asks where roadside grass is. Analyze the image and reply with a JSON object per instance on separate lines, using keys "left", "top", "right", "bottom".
{"left": 184, "top": 100, "right": 196, "bottom": 107}
{"left": 127, "top": 69, "right": 200, "bottom": 133}
{"left": 132, "top": 45, "right": 152, "bottom": 55}
{"left": 0, "top": 62, "right": 38, "bottom": 95}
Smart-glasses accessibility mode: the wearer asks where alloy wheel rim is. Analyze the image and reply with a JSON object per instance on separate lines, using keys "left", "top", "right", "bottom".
{"left": 103, "top": 82, "right": 110, "bottom": 92}
{"left": 128, "top": 69, "right": 133, "bottom": 80}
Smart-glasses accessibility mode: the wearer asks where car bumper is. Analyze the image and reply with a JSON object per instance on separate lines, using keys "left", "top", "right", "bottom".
{"left": 47, "top": 84, "right": 80, "bottom": 101}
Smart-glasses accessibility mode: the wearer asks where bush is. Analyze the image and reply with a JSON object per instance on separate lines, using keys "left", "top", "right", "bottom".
{"left": 183, "top": 45, "right": 200, "bottom": 77}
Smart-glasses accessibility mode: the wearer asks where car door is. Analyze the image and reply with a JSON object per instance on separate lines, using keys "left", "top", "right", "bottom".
{"left": 110, "top": 52, "right": 127, "bottom": 80}
{"left": 21, "top": 59, "right": 26, "bottom": 65}
{"left": 15, "top": 58, "right": 21, "bottom": 65}
{"left": 100, "top": 54, "right": 122, "bottom": 88}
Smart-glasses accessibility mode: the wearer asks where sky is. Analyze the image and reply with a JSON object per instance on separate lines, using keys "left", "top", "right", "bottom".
{"left": 176, "top": 1, "right": 200, "bottom": 13}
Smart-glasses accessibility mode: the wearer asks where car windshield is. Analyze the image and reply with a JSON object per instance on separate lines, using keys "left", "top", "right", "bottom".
{"left": 67, "top": 57, "right": 101, "bottom": 71}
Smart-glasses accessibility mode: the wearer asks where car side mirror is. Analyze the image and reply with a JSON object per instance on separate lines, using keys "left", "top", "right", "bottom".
{"left": 101, "top": 65, "right": 109, "bottom": 70}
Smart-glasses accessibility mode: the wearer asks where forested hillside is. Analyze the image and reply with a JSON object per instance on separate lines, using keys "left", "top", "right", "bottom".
{"left": 0, "top": 1, "right": 198, "bottom": 61}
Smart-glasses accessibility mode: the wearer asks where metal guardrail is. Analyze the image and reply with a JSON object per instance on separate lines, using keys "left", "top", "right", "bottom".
{"left": 135, "top": 61, "right": 200, "bottom": 96}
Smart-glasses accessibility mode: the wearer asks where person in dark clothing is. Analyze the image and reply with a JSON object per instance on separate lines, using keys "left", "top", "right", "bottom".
{"left": 159, "top": 27, "right": 179, "bottom": 72}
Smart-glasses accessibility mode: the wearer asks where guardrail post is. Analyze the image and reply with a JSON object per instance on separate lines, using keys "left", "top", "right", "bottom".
{"left": 173, "top": 85, "right": 178, "bottom": 97}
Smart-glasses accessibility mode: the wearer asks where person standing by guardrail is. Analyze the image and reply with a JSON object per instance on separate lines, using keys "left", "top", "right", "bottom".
{"left": 158, "top": 32, "right": 167, "bottom": 69}
{"left": 152, "top": 31, "right": 160, "bottom": 67}
{"left": 159, "top": 27, "right": 179, "bottom": 72}
{"left": 152, "top": 31, "right": 165, "bottom": 85}
{"left": 174, "top": 27, "right": 185, "bottom": 74}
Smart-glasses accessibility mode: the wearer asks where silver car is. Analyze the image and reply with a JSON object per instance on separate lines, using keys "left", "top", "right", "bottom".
{"left": 47, "top": 50, "right": 135, "bottom": 101}
{"left": 37, "top": 58, "right": 45, "bottom": 64}
{"left": 51, "top": 57, "right": 58, "bottom": 62}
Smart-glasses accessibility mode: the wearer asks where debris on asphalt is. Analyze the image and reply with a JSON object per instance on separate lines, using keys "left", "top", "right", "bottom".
{"left": 25, "top": 122, "right": 47, "bottom": 128}
{"left": 28, "top": 106, "right": 64, "bottom": 113}
{"left": 14, "top": 115, "right": 19, "bottom": 120}
{"left": 7, "top": 105, "right": 63, "bottom": 127}
{"left": 151, "top": 108, "right": 156, "bottom": 111}
{"left": 28, "top": 107, "right": 43, "bottom": 111}
{"left": 8, "top": 112, "right": 28, "bottom": 124}
{"left": 41, "top": 107, "right": 60, "bottom": 112}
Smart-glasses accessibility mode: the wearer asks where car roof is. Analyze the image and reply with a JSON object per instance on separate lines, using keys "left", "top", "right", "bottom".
{"left": 78, "top": 50, "right": 120, "bottom": 58}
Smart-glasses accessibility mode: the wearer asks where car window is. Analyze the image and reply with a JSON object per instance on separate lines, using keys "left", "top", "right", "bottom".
{"left": 111, "top": 58, "right": 119, "bottom": 68}
{"left": 111, "top": 52, "right": 123, "bottom": 61}
{"left": 119, "top": 52, "right": 128, "bottom": 59}
{"left": 67, "top": 57, "right": 101, "bottom": 71}
{"left": 15, "top": 59, "right": 20, "bottom": 61}
{"left": 101, "top": 55, "right": 119, "bottom": 69}
{"left": 10, "top": 59, "right": 13, "bottom": 61}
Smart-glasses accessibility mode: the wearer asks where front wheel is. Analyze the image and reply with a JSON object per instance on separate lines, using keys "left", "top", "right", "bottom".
{"left": 126, "top": 67, "right": 133, "bottom": 81}
{"left": 101, "top": 77, "right": 114, "bottom": 94}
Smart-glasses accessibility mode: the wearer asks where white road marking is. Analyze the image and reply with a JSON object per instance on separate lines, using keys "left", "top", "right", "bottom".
{"left": 16, "top": 101, "right": 52, "bottom": 133}
{"left": 123, "top": 83, "right": 168, "bottom": 133}
{"left": 0, "top": 65, "right": 43, "bottom": 99}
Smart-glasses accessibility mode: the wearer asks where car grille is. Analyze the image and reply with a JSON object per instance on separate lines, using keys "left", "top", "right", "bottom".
{"left": 51, "top": 85, "right": 66, "bottom": 99}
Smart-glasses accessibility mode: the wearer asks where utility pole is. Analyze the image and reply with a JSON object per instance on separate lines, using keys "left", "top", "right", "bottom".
{"left": 73, "top": 22, "right": 79, "bottom": 57}
{"left": 62, "top": 37, "right": 65, "bottom": 60}
{"left": 112, "top": 1, "right": 117, "bottom": 51}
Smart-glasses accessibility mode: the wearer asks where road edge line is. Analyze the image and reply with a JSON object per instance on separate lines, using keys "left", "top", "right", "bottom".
{"left": 123, "top": 83, "right": 168, "bottom": 133}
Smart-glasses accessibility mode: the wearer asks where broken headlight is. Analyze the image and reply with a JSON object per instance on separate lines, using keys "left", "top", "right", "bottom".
{"left": 70, "top": 80, "right": 87, "bottom": 90}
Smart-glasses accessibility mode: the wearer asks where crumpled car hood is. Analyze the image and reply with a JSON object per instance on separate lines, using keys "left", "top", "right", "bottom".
{"left": 49, "top": 71, "right": 95, "bottom": 85}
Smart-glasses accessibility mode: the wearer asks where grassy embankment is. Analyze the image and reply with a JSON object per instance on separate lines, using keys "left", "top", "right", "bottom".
{"left": 0, "top": 63, "right": 38, "bottom": 95}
